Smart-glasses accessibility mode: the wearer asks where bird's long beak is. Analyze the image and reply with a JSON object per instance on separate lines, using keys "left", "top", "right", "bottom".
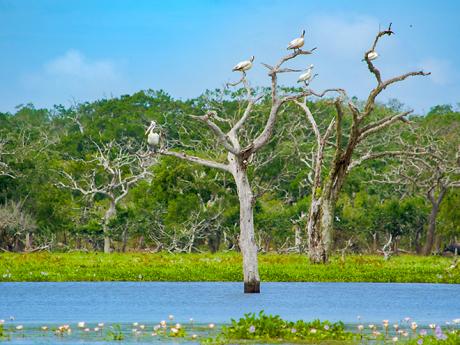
{"left": 145, "top": 123, "right": 154, "bottom": 135}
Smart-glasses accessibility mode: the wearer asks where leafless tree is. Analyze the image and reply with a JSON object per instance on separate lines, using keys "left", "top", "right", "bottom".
{"left": 293, "top": 23, "right": 430, "bottom": 263}
{"left": 157, "top": 46, "right": 317, "bottom": 293}
{"left": 376, "top": 128, "right": 460, "bottom": 255}
{"left": 56, "top": 140, "right": 154, "bottom": 253}
{"left": 0, "top": 138, "right": 15, "bottom": 179}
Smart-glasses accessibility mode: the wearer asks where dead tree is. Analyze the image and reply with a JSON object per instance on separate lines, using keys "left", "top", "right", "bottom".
{"left": 293, "top": 23, "right": 430, "bottom": 263}
{"left": 56, "top": 140, "right": 153, "bottom": 253}
{"left": 378, "top": 129, "right": 460, "bottom": 255}
{"left": 0, "top": 139, "right": 14, "bottom": 179}
{"left": 158, "top": 46, "right": 317, "bottom": 293}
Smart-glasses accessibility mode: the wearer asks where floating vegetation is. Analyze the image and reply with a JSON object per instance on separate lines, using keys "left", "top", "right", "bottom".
{"left": 0, "top": 313, "right": 459, "bottom": 344}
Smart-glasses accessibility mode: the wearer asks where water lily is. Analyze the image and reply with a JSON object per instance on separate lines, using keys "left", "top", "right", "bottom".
{"left": 453, "top": 318, "right": 460, "bottom": 324}
{"left": 168, "top": 314, "right": 174, "bottom": 320}
{"left": 393, "top": 324, "right": 399, "bottom": 330}
{"left": 358, "top": 325, "right": 364, "bottom": 331}
{"left": 97, "top": 322, "right": 104, "bottom": 328}
{"left": 153, "top": 325, "right": 160, "bottom": 331}
{"left": 160, "top": 320, "right": 166, "bottom": 327}
{"left": 310, "top": 328, "right": 317, "bottom": 334}
{"left": 0, "top": 320, "right": 4, "bottom": 324}
{"left": 41, "top": 326, "right": 48, "bottom": 331}
{"left": 248, "top": 325, "right": 255, "bottom": 333}
{"left": 139, "top": 324, "right": 145, "bottom": 330}
{"left": 192, "top": 334, "right": 198, "bottom": 339}
{"left": 16, "top": 325, "right": 23, "bottom": 330}
{"left": 152, "top": 332, "right": 157, "bottom": 336}
{"left": 175, "top": 323, "right": 181, "bottom": 329}
{"left": 411, "top": 322, "right": 418, "bottom": 330}
{"left": 94, "top": 327, "right": 100, "bottom": 332}
{"left": 368, "top": 324, "right": 375, "bottom": 329}
{"left": 429, "top": 324, "right": 436, "bottom": 329}
{"left": 209, "top": 323, "right": 215, "bottom": 329}
{"left": 392, "top": 336, "right": 398, "bottom": 342}
{"left": 171, "top": 327, "right": 178, "bottom": 334}
{"left": 133, "top": 322, "right": 139, "bottom": 327}
{"left": 77, "top": 321, "right": 85, "bottom": 328}
{"left": 83, "top": 328, "right": 90, "bottom": 332}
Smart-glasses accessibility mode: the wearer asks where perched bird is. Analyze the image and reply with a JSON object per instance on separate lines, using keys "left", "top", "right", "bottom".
{"left": 287, "top": 30, "right": 306, "bottom": 51}
{"left": 297, "top": 64, "right": 314, "bottom": 84}
{"left": 145, "top": 120, "right": 160, "bottom": 152}
{"left": 366, "top": 50, "right": 379, "bottom": 61}
{"left": 232, "top": 56, "right": 255, "bottom": 73}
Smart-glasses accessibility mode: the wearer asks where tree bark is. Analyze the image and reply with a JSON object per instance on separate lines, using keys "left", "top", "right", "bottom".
{"left": 422, "top": 188, "right": 445, "bottom": 256}
{"left": 307, "top": 194, "right": 334, "bottom": 263}
{"left": 103, "top": 198, "right": 116, "bottom": 253}
{"left": 231, "top": 157, "right": 260, "bottom": 293}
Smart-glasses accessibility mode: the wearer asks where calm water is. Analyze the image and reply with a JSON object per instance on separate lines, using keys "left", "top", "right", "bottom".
{"left": 1, "top": 282, "right": 459, "bottom": 325}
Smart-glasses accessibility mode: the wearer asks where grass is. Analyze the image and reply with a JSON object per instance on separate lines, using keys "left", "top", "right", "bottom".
{"left": 0, "top": 252, "right": 458, "bottom": 283}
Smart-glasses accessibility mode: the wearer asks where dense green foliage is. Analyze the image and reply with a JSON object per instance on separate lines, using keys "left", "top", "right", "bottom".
{"left": 219, "top": 311, "right": 354, "bottom": 342}
{"left": 1, "top": 253, "right": 459, "bottom": 283}
{"left": 0, "top": 90, "right": 459, "bottom": 254}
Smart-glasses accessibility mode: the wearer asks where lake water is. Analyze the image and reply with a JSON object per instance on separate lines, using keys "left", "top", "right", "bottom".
{"left": 1, "top": 282, "right": 459, "bottom": 343}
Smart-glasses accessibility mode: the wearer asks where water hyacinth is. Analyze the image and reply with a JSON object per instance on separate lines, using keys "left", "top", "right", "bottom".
{"left": 248, "top": 325, "right": 255, "bottom": 333}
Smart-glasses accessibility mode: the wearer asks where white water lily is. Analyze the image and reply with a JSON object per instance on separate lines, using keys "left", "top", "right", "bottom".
{"left": 41, "top": 326, "right": 48, "bottom": 331}
{"left": 392, "top": 336, "right": 398, "bottom": 342}
{"left": 358, "top": 325, "right": 364, "bottom": 331}
{"left": 168, "top": 315, "right": 174, "bottom": 320}
{"left": 97, "top": 322, "right": 104, "bottom": 328}
{"left": 77, "top": 321, "right": 85, "bottom": 328}
{"left": 16, "top": 325, "right": 23, "bottom": 330}
{"left": 208, "top": 323, "right": 215, "bottom": 329}
{"left": 133, "top": 322, "right": 139, "bottom": 327}
{"left": 192, "top": 334, "right": 198, "bottom": 339}
{"left": 171, "top": 327, "right": 178, "bottom": 334}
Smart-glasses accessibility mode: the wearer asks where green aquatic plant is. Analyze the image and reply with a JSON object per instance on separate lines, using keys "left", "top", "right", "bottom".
{"left": 215, "top": 311, "right": 355, "bottom": 343}
{"left": 105, "top": 324, "right": 124, "bottom": 341}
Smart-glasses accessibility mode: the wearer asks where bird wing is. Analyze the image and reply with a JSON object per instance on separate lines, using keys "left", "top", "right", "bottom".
{"left": 287, "top": 38, "right": 301, "bottom": 49}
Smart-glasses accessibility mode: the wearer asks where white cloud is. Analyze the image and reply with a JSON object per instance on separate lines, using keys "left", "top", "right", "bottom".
{"left": 22, "top": 50, "right": 125, "bottom": 105}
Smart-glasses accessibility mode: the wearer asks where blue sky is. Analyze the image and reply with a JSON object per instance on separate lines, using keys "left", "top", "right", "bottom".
{"left": 0, "top": 0, "right": 459, "bottom": 114}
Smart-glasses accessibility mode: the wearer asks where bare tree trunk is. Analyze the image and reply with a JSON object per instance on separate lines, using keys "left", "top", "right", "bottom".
{"left": 422, "top": 188, "right": 445, "bottom": 256}
{"left": 294, "top": 224, "right": 302, "bottom": 253}
{"left": 372, "top": 232, "right": 379, "bottom": 253}
{"left": 232, "top": 160, "right": 260, "bottom": 293}
{"left": 25, "top": 232, "right": 32, "bottom": 251}
{"left": 307, "top": 194, "right": 334, "bottom": 263}
{"left": 103, "top": 199, "right": 116, "bottom": 253}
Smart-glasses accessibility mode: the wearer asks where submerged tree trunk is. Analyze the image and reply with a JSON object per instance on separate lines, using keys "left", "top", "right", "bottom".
{"left": 103, "top": 198, "right": 116, "bottom": 253}
{"left": 232, "top": 158, "right": 260, "bottom": 293}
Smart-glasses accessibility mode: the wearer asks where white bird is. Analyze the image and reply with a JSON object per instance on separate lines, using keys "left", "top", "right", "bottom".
{"left": 287, "top": 30, "right": 305, "bottom": 51}
{"left": 297, "top": 64, "right": 314, "bottom": 84}
{"left": 366, "top": 50, "right": 379, "bottom": 61}
{"left": 232, "top": 56, "right": 254, "bottom": 73}
{"left": 145, "top": 120, "right": 160, "bottom": 151}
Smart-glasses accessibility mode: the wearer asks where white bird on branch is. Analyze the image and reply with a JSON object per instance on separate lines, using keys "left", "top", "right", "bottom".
{"left": 232, "top": 56, "right": 255, "bottom": 73}
{"left": 145, "top": 120, "right": 160, "bottom": 152}
{"left": 365, "top": 50, "right": 379, "bottom": 61}
{"left": 297, "top": 64, "right": 314, "bottom": 84}
{"left": 287, "top": 29, "right": 305, "bottom": 51}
